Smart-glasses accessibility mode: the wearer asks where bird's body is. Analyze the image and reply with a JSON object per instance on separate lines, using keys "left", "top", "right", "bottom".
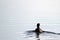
{"left": 35, "top": 28, "right": 43, "bottom": 33}
{"left": 35, "top": 23, "right": 43, "bottom": 33}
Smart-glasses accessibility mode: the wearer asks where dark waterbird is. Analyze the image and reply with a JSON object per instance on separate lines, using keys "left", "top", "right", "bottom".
{"left": 26, "top": 23, "right": 60, "bottom": 35}
{"left": 25, "top": 23, "right": 60, "bottom": 40}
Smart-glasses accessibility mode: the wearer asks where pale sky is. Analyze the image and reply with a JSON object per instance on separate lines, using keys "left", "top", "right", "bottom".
{"left": 0, "top": 0, "right": 60, "bottom": 25}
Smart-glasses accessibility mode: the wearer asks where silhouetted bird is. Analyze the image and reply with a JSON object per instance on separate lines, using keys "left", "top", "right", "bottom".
{"left": 35, "top": 23, "right": 43, "bottom": 33}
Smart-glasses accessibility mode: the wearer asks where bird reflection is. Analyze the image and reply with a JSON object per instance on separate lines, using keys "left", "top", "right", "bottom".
{"left": 35, "top": 32, "right": 40, "bottom": 40}
{"left": 26, "top": 31, "right": 41, "bottom": 40}
{"left": 36, "top": 32, "right": 40, "bottom": 38}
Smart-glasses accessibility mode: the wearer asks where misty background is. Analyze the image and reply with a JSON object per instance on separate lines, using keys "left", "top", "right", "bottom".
{"left": 0, "top": 0, "right": 60, "bottom": 40}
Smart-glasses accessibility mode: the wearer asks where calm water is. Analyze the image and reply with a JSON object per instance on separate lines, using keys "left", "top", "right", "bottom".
{"left": 0, "top": 0, "right": 60, "bottom": 40}
{"left": 0, "top": 22, "right": 60, "bottom": 40}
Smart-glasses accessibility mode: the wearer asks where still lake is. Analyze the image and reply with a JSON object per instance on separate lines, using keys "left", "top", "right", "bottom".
{"left": 0, "top": 19, "right": 60, "bottom": 40}
{"left": 1, "top": 0, "right": 60, "bottom": 40}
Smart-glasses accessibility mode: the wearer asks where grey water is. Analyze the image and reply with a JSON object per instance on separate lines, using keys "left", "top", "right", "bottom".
{"left": 0, "top": 21, "right": 60, "bottom": 40}
{"left": 0, "top": 0, "right": 60, "bottom": 40}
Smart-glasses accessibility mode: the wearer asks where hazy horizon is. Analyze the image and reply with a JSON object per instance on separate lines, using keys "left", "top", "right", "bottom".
{"left": 0, "top": 0, "right": 60, "bottom": 40}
